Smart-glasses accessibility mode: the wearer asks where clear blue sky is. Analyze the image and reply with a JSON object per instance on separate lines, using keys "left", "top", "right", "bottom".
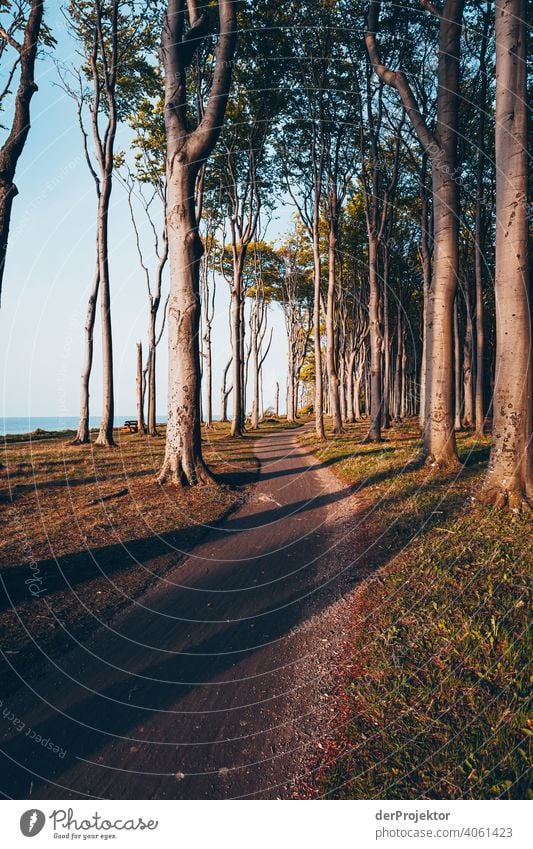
{"left": 0, "top": 7, "right": 291, "bottom": 419}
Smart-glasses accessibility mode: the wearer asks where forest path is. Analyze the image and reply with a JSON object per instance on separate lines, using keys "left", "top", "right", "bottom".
{"left": 1, "top": 425, "right": 366, "bottom": 799}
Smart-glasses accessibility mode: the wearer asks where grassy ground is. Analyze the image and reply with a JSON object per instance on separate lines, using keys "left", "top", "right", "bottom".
{"left": 0, "top": 421, "right": 282, "bottom": 684}
{"left": 299, "top": 418, "right": 532, "bottom": 800}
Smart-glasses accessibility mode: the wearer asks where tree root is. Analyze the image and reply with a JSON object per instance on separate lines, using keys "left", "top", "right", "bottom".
{"left": 157, "top": 457, "right": 216, "bottom": 487}
{"left": 477, "top": 485, "right": 532, "bottom": 513}
{"left": 422, "top": 451, "right": 461, "bottom": 471}
{"left": 362, "top": 432, "right": 382, "bottom": 445}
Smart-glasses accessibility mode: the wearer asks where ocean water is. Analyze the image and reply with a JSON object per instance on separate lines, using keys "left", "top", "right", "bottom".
{"left": 0, "top": 416, "right": 165, "bottom": 436}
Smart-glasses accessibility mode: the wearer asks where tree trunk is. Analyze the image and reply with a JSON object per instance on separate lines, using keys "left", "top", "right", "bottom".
{"left": 462, "top": 277, "right": 474, "bottom": 427}
{"left": 345, "top": 352, "right": 356, "bottom": 424}
{"left": 275, "top": 381, "right": 279, "bottom": 417}
{"left": 366, "top": 238, "right": 382, "bottom": 440}
{"left": 72, "top": 265, "right": 100, "bottom": 444}
{"left": 366, "top": 0, "right": 463, "bottom": 467}
{"left": 382, "top": 249, "right": 391, "bottom": 429}
{"left": 251, "top": 308, "right": 259, "bottom": 429}
{"left": 203, "top": 311, "right": 213, "bottom": 429}
{"left": 158, "top": 164, "right": 212, "bottom": 484}
{"left": 312, "top": 220, "right": 325, "bottom": 438}
{"left": 453, "top": 297, "right": 462, "bottom": 431}
{"left": 147, "top": 341, "right": 158, "bottom": 436}
{"left": 220, "top": 358, "right": 231, "bottom": 423}
{"left": 474, "top": 3, "right": 490, "bottom": 437}
{"left": 0, "top": 0, "right": 44, "bottom": 306}
{"left": 394, "top": 311, "right": 402, "bottom": 423}
{"left": 479, "top": 0, "right": 532, "bottom": 509}
{"left": 230, "top": 279, "right": 244, "bottom": 436}
{"left": 94, "top": 178, "right": 115, "bottom": 447}
{"left": 136, "top": 342, "right": 146, "bottom": 434}
{"left": 326, "top": 208, "right": 343, "bottom": 433}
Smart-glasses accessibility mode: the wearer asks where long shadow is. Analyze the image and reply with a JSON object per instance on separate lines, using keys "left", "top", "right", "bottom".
{"left": 0, "top": 480, "right": 358, "bottom": 610}
{"left": 1, "top": 443, "right": 489, "bottom": 612}
{"left": 0, "top": 465, "right": 474, "bottom": 800}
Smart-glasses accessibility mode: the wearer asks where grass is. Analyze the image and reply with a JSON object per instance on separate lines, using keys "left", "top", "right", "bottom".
{"left": 0, "top": 421, "right": 280, "bottom": 684}
{"left": 299, "top": 419, "right": 532, "bottom": 800}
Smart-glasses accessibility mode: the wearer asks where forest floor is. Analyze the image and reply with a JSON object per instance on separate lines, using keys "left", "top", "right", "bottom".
{"left": 0, "top": 420, "right": 293, "bottom": 684}
{"left": 297, "top": 418, "right": 532, "bottom": 800}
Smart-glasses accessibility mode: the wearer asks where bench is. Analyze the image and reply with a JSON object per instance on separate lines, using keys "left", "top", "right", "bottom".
{"left": 123, "top": 420, "right": 138, "bottom": 433}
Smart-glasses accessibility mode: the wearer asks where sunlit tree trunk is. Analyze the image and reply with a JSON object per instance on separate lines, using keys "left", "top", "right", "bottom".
{"left": 73, "top": 265, "right": 99, "bottom": 444}
{"left": 136, "top": 342, "right": 146, "bottom": 435}
{"left": 158, "top": 0, "right": 236, "bottom": 484}
{"left": 479, "top": 0, "right": 532, "bottom": 509}
{"left": 366, "top": 0, "right": 464, "bottom": 467}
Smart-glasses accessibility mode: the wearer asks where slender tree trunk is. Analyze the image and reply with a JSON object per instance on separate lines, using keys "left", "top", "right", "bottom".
{"left": 480, "top": 0, "right": 532, "bottom": 508}
{"left": 474, "top": 4, "right": 490, "bottom": 437}
{"left": 382, "top": 249, "right": 391, "bottom": 429}
{"left": 204, "top": 319, "right": 213, "bottom": 429}
{"left": 136, "top": 342, "right": 146, "bottom": 434}
{"left": 453, "top": 297, "right": 462, "bottom": 431}
{"left": 462, "top": 278, "right": 474, "bottom": 427}
{"left": 346, "top": 352, "right": 356, "bottom": 424}
{"left": 394, "top": 311, "right": 402, "bottom": 423}
{"left": 251, "top": 308, "right": 260, "bottom": 429}
{"left": 95, "top": 179, "right": 115, "bottom": 447}
{"left": 474, "top": 193, "right": 486, "bottom": 436}
{"left": 147, "top": 341, "right": 157, "bottom": 436}
{"left": 73, "top": 265, "right": 100, "bottom": 444}
{"left": 275, "top": 381, "right": 279, "bottom": 417}
{"left": 220, "top": 358, "right": 231, "bottom": 422}
{"left": 230, "top": 276, "right": 244, "bottom": 436}
{"left": 366, "top": 238, "right": 382, "bottom": 440}
{"left": 312, "top": 220, "right": 325, "bottom": 438}
{"left": 326, "top": 210, "right": 342, "bottom": 433}
{"left": 401, "top": 340, "right": 407, "bottom": 420}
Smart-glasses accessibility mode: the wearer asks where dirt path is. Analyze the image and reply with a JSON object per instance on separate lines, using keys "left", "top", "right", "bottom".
{"left": 0, "top": 426, "right": 367, "bottom": 799}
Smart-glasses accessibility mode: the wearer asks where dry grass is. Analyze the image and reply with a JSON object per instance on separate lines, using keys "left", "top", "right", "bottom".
{"left": 0, "top": 422, "right": 260, "bottom": 683}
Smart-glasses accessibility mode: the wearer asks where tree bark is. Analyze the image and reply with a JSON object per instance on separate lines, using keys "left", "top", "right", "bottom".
{"left": 95, "top": 178, "right": 116, "bottom": 446}
{"left": 220, "top": 358, "right": 231, "bottom": 423}
{"left": 326, "top": 194, "right": 343, "bottom": 434}
{"left": 366, "top": 237, "right": 382, "bottom": 440}
{"left": 72, "top": 265, "right": 99, "bottom": 444}
{"left": 312, "top": 221, "right": 325, "bottom": 438}
{"left": 230, "top": 274, "right": 244, "bottom": 436}
{"left": 0, "top": 0, "right": 44, "bottom": 305}
{"left": 366, "top": 0, "right": 464, "bottom": 467}
{"left": 453, "top": 296, "right": 462, "bottom": 431}
{"left": 136, "top": 342, "right": 146, "bottom": 434}
{"left": 158, "top": 0, "right": 237, "bottom": 484}
{"left": 479, "top": 0, "right": 532, "bottom": 509}
{"left": 462, "top": 277, "right": 474, "bottom": 427}
{"left": 473, "top": 5, "right": 490, "bottom": 437}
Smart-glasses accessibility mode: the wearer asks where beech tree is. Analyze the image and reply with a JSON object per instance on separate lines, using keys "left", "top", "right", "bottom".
{"left": 157, "top": 0, "right": 236, "bottom": 485}
{"left": 65, "top": 0, "right": 160, "bottom": 446}
{"left": 479, "top": 0, "right": 531, "bottom": 509}
{"left": 0, "top": 0, "right": 48, "bottom": 306}
{"left": 366, "top": 0, "right": 465, "bottom": 467}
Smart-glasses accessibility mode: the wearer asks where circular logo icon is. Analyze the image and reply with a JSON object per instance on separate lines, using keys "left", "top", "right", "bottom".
{"left": 20, "top": 810, "right": 46, "bottom": 837}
